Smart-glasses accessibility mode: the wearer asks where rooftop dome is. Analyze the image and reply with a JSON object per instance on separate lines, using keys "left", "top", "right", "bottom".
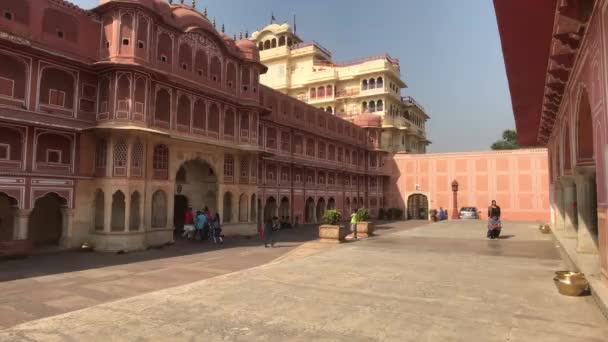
{"left": 235, "top": 39, "right": 259, "bottom": 61}
{"left": 171, "top": 5, "right": 214, "bottom": 32}
{"left": 353, "top": 113, "right": 382, "bottom": 128}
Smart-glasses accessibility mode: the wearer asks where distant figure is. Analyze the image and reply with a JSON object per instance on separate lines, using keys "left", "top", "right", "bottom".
{"left": 439, "top": 207, "right": 445, "bottom": 221}
{"left": 487, "top": 200, "right": 502, "bottom": 239}
{"left": 182, "top": 206, "right": 194, "bottom": 238}
{"left": 263, "top": 218, "right": 275, "bottom": 248}
{"left": 350, "top": 209, "right": 358, "bottom": 240}
{"left": 195, "top": 210, "right": 208, "bottom": 241}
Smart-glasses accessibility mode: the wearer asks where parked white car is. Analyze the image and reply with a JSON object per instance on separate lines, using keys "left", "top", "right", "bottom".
{"left": 459, "top": 207, "right": 479, "bottom": 219}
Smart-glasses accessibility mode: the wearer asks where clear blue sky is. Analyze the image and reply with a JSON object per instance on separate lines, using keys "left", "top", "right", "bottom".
{"left": 73, "top": 0, "right": 514, "bottom": 153}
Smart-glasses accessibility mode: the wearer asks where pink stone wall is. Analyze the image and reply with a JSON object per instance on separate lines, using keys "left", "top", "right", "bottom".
{"left": 389, "top": 149, "right": 550, "bottom": 222}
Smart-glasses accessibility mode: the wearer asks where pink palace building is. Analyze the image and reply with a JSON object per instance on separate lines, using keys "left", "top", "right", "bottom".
{"left": 495, "top": 0, "right": 608, "bottom": 292}
{"left": 0, "top": 0, "right": 391, "bottom": 252}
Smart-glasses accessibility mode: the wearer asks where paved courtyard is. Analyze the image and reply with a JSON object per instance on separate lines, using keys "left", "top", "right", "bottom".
{"left": 1, "top": 220, "right": 607, "bottom": 341}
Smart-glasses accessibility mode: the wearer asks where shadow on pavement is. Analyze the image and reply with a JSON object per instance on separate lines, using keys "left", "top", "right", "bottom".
{"left": 0, "top": 225, "right": 320, "bottom": 283}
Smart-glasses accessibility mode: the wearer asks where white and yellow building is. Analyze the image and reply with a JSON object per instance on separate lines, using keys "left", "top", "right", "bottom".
{"left": 251, "top": 23, "right": 430, "bottom": 154}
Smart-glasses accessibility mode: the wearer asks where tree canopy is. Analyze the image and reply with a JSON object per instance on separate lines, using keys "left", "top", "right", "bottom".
{"left": 491, "top": 129, "right": 520, "bottom": 150}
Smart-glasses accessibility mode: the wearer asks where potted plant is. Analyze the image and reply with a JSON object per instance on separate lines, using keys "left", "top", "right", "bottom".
{"left": 355, "top": 207, "right": 374, "bottom": 237}
{"left": 319, "top": 209, "right": 348, "bottom": 243}
{"left": 429, "top": 209, "right": 438, "bottom": 222}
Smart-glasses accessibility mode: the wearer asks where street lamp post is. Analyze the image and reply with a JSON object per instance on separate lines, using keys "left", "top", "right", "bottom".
{"left": 451, "top": 180, "right": 459, "bottom": 219}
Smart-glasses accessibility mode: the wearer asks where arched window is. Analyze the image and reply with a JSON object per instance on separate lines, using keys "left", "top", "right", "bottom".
{"left": 195, "top": 50, "right": 208, "bottom": 77}
{"left": 178, "top": 42, "right": 192, "bottom": 72}
{"left": 306, "top": 138, "right": 315, "bottom": 157}
{"left": 152, "top": 144, "right": 168, "bottom": 179}
{"left": 130, "top": 191, "right": 140, "bottom": 231}
{"left": 224, "top": 109, "right": 235, "bottom": 137}
{"left": 226, "top": 62, "right": 236, "bottom": 89}
{"left": 241, "top": 66, "right": 251, "bottom": 90}
{"left": 362, "top": 101, "right": 368, "bottom": 113}
{"left": 0, "top": 53, "right": 28, "bottom": 101}
{"left": 369, "top": 78, "right": 376, "bottom": 89}
{"left": 120, "top": 13, "right": 133, "bottom": 54}
{"left": 40, "top": 67, "right": 75, "bottom": 109}
{"left": 271, "top": 38, "right": 277, "bottom": 48}
{"left": 240, "top": 111, "right": 250, "bottom": 137}
{"left": 223, "top": 191, "right": 233, "bottom": 222}
{"left": 208, "top": 103, "right": 220, "bottom": 134}
{"left": 210, "top": 56, "right": 222, "bottom": 83}
{"left": 278, "top": 36, "right": 286, "bottom": 46}
{"left": 376, "top": 76, "right": 383, "bottom": 88}
{"left": 326, "top": 85, "right": 333, "bottom": 96}
{"left": 154, "top": 88, "right": 171, "bottom": 124}
{"left": 151, "top": 190, "right": 167, "bottom": 227}
{"left": 111, "top": 191, "right": 126, "bottom": 231}
{"left": 176, "top": 95, "right": 191, "bottom": 129}
{"left": 310, "top": 88, "right": 316, "bottom": 99}
{"left": 369, "top": 101, "right": 376, "bottom": 112}
{"left": 318, "top": 86, "right": 325, "bottom": 98}
{"left": 258, "top": 42, "right": 264, "bottom": 51}
{"left": 377, "top": 100, "right": 383, "bottom": 112}
{"left": 95, "top": 138, "right": 107, "bottom": 176}
{"left": 113, "top": 138, "right": 128, "bottom": 176}
{"left": 136, "top": 15, "right": 149, "bottom": 58}
{"left": 224, "top": 154, "right": 234, "bottom": 182}
{"left": 264, "top": 40, "right": 270, "bottom": 49}
{"left": 131, "top": 139, "right": 144, "bottom": 177}
{"left": 362, "top": 79, "right": 368, "bottom": 90}
{"left": 239, "top": 193, "right": 248, "bottom": 222}
{"left": 94, "top": 189, "right": 104, "bottom": 231}
{"left": 193, "top": 99, "right": 206, "bottom": 132}
{"left": 157, "top": 32, "right": 172, "bottom": 64}
{"left": 116, "top": 74, "right": 131, "bottom": 117}
{"left": 133, "top": 77, "right": 146, "bottom": 120}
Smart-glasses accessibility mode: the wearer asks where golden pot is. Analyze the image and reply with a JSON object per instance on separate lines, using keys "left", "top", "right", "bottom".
{"left": 553, "top": 274, "right": 589, "bottom": 296}
{"left": 539, "top": 224, "right": 551, "bottom": 234}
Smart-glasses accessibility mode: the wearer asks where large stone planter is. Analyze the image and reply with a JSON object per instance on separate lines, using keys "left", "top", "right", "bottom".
{"left": 356, "top": 221, "right": 375, "bottom": 237}
{"left": 319, "top": 224, "right": 349, "bottom": 243}
{"left": 0, "top": 239, "right": 34, "bottom": 258}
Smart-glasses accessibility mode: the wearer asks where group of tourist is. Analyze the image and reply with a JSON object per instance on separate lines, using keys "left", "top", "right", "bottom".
{"left": 182, "top": 206, "right": 223, "bottom": 244}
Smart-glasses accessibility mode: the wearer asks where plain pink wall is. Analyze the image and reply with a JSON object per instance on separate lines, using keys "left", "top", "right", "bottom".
{"left": 389, "top": 149, "right": 550, "bottom": 222}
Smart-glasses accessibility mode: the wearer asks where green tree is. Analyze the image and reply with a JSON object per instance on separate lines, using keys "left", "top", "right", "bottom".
{"left": 491, "top": 129, "right": 520, "bottom": 150}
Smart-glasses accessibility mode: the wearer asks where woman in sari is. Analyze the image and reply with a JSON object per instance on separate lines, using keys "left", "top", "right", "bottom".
{"left": 487, "top": 200, "right": 502, "bottom": 239}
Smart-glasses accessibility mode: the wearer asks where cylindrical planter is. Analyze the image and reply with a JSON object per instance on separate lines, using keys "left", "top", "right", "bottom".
{"left": 356, "top": 221, "right": 375, "bottom": 237}
{"left": 319, "top": 224, "right": 349, "bottom": 243}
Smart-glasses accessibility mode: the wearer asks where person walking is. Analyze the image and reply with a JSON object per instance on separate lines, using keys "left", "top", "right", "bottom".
{"left": 263, "top": 218, "right": 275, "bottom": 248}
{"left": 194, "top": 209, "right": 208, "bottom": 241}
{"left": 487, "top": 200, "right": 502, "bottom": 239}
{"left": 182, "top": 206, "right": 194, "bottom": 239}
{"left": 350, "top": 209, "right": 358, "bottom": 240}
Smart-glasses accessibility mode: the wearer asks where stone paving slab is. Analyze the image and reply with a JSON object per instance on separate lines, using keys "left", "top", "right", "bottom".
{"left": 0, "top": 220, "right": 606, "bottom": 341}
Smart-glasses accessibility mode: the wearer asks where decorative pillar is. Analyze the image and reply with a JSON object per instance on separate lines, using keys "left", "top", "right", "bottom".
{"left": 553, "top": 181, "right": 566, "bottom": 231}
{"left": 124, "top": 194, "right": 131, "bottom": 233}
{"left": 13, "top": 209, "right": 31, "bottom": 240}
{"left": 60, "top": 208, "right": 75, "bottom": 249}
{"left": 104, "top": 190, "right": 112, "bottom": 232}
{"left": 451, "top": 180, "right": 459, "bottom": 220}
{"left": 562, "top": 177, "right": 578, "bottom": 238}
{"left": 574, "top": 172, "right": 599, "bottom": 254}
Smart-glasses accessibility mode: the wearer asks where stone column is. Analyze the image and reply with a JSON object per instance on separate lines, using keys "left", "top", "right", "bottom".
{"left": 124, "top": 195, "right": 131, "bottom": 233}
{"left": 104, "top": 190, "right": 112, "bottom": 233}
{"left": 554, "top": 181, "right": 566, "bottom": 231}
{"left": 217, "top": 188, "right": 224, "bottom": 224}
{"left": 574, "top": 173, "right": 599, "bottom": 254}
{"left": 13, "top": 209, "right": 31, "bottom": 240}
{"left": 562, "top": 177, "right": 578, "bottom": 238}
{"left": 60, "top": 208, "right": 75, "bottom": 249}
